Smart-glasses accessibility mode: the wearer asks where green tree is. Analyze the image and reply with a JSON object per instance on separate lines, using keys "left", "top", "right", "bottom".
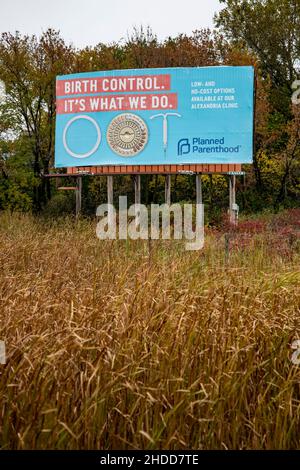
{"left": 216, "top": 0, "right": 300, "bottom": 83}
{"left": 0, "top": 29, "right": 75, "bottom": 210}
{"left": 215, "top": 0, "right": 300, "bottom": 114}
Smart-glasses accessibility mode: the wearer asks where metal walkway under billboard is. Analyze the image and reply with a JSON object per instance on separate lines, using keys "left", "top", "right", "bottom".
{"left": 65, "top": 163, "right": 242, "bottom": 175}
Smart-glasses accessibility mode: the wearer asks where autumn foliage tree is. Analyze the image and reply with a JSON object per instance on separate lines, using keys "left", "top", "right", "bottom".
{"left": 216, "top": 0, "right": 300, "bottom": 208}
{"left": 0, "top": 29, "right": 75, "bottom": 209}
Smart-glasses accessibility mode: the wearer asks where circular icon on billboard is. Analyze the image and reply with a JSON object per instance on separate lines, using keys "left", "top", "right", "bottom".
{"left": 107, "top": 113, "right": 148, "bottom": 157}
{"left": 63, "top": 115, "right": 101, "bottom": 159}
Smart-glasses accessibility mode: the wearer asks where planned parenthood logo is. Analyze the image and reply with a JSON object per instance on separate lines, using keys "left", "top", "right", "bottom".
{"left": 96, "top": 197, "right": 204, "bottom": 251}
{"left": 178, "top": 137, "right": 242, "bottom": 156}
{"left": 178, "top": 138, "right": 191, "bottom": 156}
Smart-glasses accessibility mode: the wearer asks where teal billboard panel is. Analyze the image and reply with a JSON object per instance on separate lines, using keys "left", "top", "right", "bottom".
{"left": 55, "top": 66, "right": 254, "bottom": 167}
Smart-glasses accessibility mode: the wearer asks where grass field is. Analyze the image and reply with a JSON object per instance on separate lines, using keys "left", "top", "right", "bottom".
{"left": 0, "top": 211, "right": 300, "bottom": 449}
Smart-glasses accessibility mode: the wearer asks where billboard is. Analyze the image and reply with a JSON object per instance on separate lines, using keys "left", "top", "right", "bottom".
{"left": 55, "top": 66, "right": 254, "bottom": 168}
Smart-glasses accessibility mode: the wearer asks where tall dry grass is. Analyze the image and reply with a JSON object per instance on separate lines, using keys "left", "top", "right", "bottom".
{"left": 0, "top": 212, "right": 300, "bottom": 449}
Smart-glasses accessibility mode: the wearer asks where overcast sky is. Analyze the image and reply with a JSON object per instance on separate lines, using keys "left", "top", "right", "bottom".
{"left": 0, "top": 0, "right": 223, "bottom": 48}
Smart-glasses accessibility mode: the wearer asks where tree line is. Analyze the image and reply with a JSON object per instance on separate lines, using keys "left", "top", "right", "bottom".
{"left": 0, "top": 0, "right": 299, "bottom": 218}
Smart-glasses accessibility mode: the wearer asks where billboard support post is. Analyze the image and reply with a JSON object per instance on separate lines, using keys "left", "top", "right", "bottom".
{"left": 134, "top": 175, "right": 141, "bottom": 205}
{"left": 165, "top": 175, "right": 171, "bottom": 205}
{"left": 133, "top": 175, "right": 141, "bottom": 228}
{"left": 196, "top": 174, "right": 202, "bottom": 205}
{"left": 107, "top": 175, "right": 113, "bottom": 205}
{"left": 107, "top": 175, "right": 114, "bottom": 227}
{"left": 75, "top": 176, "right": 82, "bottom": 217}
{"left": 229, "top": 175, "right": 238, "bottom": 226}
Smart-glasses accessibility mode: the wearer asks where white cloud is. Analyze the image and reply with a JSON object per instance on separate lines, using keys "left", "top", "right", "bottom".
{"left": 0, "top": 0, "right": 222, "bottom": 47}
